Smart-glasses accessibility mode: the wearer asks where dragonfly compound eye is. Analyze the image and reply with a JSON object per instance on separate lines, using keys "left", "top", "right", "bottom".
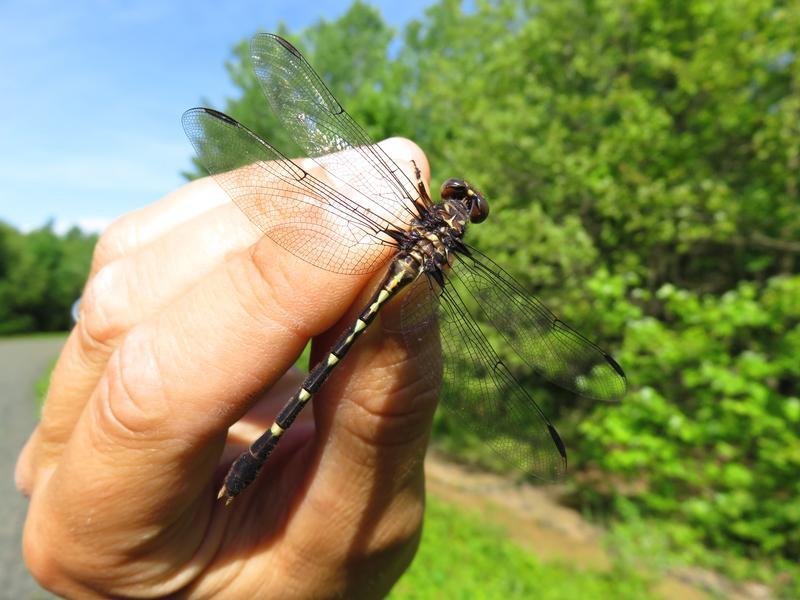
{"left": 467, "top": 189, "right": 489, "bottom": 224}
{"left": 440, "top": 178, "right": 469, "bottom": 200}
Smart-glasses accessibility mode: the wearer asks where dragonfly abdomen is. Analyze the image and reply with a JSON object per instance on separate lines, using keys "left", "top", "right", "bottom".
{"left": 219, "top": 253, "right": 421, "bottom": 504}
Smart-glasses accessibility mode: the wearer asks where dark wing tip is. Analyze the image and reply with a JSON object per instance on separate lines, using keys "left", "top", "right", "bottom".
{"left": 548, "top": 424, "right": 567, "bottom": 460}
{"left": 604, "top": 353, "right": 628, "bottom": 399}
{"left": 202, "top": 107, "right": 240, "bottom": 126}
{"left": 182, "top": 107, "right": 241, "bottom": 130}
{"left": 256, "top": 32, "right": 303, "bottom": 58}
{"left": 604, "top": 353, "right": 626, "bottom": 379}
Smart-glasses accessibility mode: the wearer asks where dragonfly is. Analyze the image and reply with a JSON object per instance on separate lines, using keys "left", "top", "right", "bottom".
{"left": 182, "top": 33, "right": 627, "bottom": 505}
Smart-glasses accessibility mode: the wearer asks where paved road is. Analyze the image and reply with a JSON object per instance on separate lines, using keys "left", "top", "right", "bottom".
{"left": 1, "top": 336, "right": 65, "bottom": 599}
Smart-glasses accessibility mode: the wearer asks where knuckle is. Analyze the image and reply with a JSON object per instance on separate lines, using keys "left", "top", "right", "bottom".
{"left": 92, "top": 334, "right": 171, "bottom": 443}
{"left": 340, "top": 362, "right": 438, "bottom": 450}
{"left": 80, "top": 261, "right": 131, "bottom": 347}
{"left": 91, "top": 216, "right": 131, "bottom": 274}
{"left": 344, "top": 397, "right": 432, "bottom": 452}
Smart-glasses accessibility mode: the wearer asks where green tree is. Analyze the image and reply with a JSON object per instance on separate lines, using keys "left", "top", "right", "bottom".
{"left": 0, "top": 221, "right": 96, "bottom": 334}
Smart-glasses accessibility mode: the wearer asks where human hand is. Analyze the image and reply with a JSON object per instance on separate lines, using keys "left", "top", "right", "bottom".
{"left": 16, "top": 139, "right": 437, "bottom": 599}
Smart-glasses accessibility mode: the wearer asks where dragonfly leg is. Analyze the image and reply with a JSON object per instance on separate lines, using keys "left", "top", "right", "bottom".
{"left": 410, "top": 159, "right": 433, "bottom": 206}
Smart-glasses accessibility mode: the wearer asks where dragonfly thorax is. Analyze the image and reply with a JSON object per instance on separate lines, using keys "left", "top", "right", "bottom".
{"left": 397, "top": 179, "right": 490, "bottom": 276}
{"left": 400, "top": 199, "right": 476, "bottom": 287}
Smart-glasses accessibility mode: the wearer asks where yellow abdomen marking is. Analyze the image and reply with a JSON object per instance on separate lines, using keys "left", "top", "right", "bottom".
{"left": 368, "top": 287, "right": 392, "bottom": 315}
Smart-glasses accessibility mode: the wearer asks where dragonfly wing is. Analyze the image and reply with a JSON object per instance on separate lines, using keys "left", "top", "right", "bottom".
{"left": 250, "top": 33, "right": 424, "bottom": 230}
{"left": 400, "top": 275, "right": 567, "bottom": 480}
{"left": 183, "top": 107, "right": 395, "bottom": 275}
{"left": 453, "top": 249, "right": 627, "bottom": 402}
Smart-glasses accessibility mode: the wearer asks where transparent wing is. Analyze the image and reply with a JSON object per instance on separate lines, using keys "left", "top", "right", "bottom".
{"left": 400, "top": 276, "right": 567, "bottom": 480}
{"left": 182, "top": 107, "right": 396, "bottom": 275}
{"left": 250, "top": 33, "right": 424, "bottom": 229}
{"left": 456, "top": 248, "right": 627, "bottom": 401}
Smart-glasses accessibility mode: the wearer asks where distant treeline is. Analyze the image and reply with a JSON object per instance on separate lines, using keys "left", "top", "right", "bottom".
{"left": 0, "top": 221, "right": 96, "bottom": 334}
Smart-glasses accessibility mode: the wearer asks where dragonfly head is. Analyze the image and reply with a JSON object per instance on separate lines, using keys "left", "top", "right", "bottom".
{"left": 440, "top": 178, "right": 490, "bottom": 224}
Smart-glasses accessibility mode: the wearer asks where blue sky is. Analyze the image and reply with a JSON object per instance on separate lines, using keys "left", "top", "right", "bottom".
{"left": 0, "top": 0, "right": 434, "bottom": 233}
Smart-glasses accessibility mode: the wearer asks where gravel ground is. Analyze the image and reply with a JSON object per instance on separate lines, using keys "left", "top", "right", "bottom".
{"left": 0, "top": 336, "right": 65, "bottom": 599}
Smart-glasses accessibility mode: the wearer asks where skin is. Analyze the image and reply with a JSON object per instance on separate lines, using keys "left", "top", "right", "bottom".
{"left": 15, "top": 138, "right": 439, "bottom": 599}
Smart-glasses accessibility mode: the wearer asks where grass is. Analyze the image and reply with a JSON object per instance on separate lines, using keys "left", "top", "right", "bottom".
{"left": 34, "top": 356, "right": 58, "bottom": 413}
{"left": 606, "top": 517, "right": 800, "bottom": 599}
{"left": 390, "top": 496, "right": 657, "bottom": 600}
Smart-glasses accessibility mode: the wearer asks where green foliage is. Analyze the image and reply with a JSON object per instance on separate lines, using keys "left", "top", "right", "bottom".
{"left": 579, "top": 274, "right": 800, "bottom": 576}
{"left": 188, "top": 0, "right": 799, "bottom": 588}
{"left": 390, "top": 496, "right": 655, "bottom": 600}
{"left": 0, "top": 221, "right": 96, "bottom": 334}
{"left": 401, "top": 1, "right": 798, "bottom": 578}
{"left": 35, "top": 354, "right": 59, "bottom": 414}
